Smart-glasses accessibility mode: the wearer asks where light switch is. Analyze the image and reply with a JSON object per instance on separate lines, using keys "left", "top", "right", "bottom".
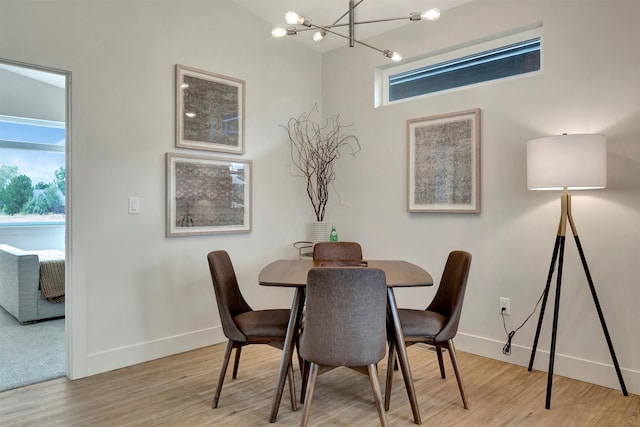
{"left": 128, "top": 197, "right": 140, "bottom": 214}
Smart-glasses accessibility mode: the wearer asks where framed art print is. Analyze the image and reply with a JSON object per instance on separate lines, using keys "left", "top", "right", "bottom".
{"left": 175, "top": 64, "right": 245, "bottom": 154}
{"left": 166, "top": 153, "right": 252, "bottom": 236}
{"left": 407, "top": 109, "right": 481, "bottom": 213}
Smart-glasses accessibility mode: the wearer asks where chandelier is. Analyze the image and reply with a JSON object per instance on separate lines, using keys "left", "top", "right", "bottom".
{"left": 271, "top": 0, "right": 441, "bottom": 62}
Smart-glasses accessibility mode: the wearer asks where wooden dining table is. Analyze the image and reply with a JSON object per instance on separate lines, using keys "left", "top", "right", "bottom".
{"left": 259, "top": 259, "right": 433, "bottom": 424}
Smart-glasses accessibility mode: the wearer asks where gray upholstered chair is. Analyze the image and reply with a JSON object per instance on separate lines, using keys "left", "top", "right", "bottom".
{"left": 385, "top": 250, "right": 472, "bottom": 410}
{"left": 312, "top": 241, "right": 363, "bottom": 262}
{"left": 299, "top": 267, "right": 389, "bottom": 427}
{"left": 207, "top": 250, "right": 297, "bottom": 410}
{"left": 303, "top": 242, "right": 365, "bottom": 378}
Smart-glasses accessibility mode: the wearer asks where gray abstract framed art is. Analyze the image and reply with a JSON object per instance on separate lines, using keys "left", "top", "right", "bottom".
{"left": 166, "top": 153, "right": 252, "bottom": 236}
{"left": 407, "top": 109, "right": 481, "bottom": 213}
{"left": 175, "top": 64, "right": 245, "bottom": 154}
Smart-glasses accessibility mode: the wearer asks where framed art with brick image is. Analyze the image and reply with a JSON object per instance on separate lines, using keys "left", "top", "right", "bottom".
{"left": 407, "top": 108, "right": 481, "bottom": 213}
{"left": 166, "top": 153, "right": 252, "bottom": 236}
{"left": 176, "top": 64, "right": 245, "bottom": 154}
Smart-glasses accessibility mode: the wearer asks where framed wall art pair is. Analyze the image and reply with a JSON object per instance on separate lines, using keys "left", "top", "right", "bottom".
{"left": 167, "top": 65, "right": 251, "bottom": 236}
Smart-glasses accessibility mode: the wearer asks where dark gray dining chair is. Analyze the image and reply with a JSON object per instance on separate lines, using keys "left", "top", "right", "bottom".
{"left": 312, "top": 241, "right": 363, "bottom": 261}
{"left": 299, "top": 267, "right": 389, "bottom": 427}
{"left": 385, "top": 250, "right": 472, "bottom": 410}
{"left": 301, "top": 241, "right": 365, "bottom": 381}
{"left": 207, "top": 250, "right": 297, "bottom": 410}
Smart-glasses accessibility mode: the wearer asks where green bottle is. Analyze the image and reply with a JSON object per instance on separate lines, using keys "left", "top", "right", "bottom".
{"left": 330, "top": 224, "right": 338, "bottom": 242}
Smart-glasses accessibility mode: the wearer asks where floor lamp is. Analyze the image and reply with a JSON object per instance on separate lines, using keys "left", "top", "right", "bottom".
{"left": 525, "top": 133, "right": 628, "bottom": 409}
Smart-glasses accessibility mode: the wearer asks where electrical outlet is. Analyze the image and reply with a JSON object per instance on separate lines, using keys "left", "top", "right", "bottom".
{"left": 500, "top": 297, "right": 510, "bottom": 315}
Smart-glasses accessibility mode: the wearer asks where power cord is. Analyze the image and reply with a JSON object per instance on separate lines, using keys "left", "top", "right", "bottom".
{"left": 501, "top": 288, "right": 547, "bottom": 355}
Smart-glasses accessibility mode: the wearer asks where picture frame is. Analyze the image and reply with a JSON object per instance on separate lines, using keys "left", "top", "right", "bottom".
{"left": 175, "top": 64, "right": 245, "bottom": 154}
{"left": 166, "top": 153, "right": 252, "bottom": 236}
{"left": 407, "top": 109, "right": 481, "bottom": 213}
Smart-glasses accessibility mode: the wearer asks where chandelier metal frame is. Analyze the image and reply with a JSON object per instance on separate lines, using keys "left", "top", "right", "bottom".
{"left": 272, "top": 0, "right": 441, "bottom": 62}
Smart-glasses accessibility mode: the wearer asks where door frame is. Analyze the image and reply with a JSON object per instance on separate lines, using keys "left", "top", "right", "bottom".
{"left": 0, "top": 58, "right": 78, "bottom": 379}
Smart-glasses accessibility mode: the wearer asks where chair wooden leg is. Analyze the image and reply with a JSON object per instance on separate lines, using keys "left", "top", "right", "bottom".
{"left": 212, "top": 339, "right": 234, "bottom": 408}
{"left": 288, "top": 362, "right": 298, "bottom": 411}
{"left": 384, "top": 340, "right": 395, "bottom": 411}
{"left": 446, "top": 339, "right": 469, "bottom": 409}
{"left": 298, "top": 353, "right": 304, "bottom": 377}
{"left": 300, "top": 359, "right": 310, "bottom": 403}
{"left": 436, "top": 344, "right": 446, "bottom": 379}
{"left": 300, "top": 362, "right": 319, "bottom": 427}
{"left": 296, "top": 338, "right": 304, "bottom": 377}
{"left": 368, "top": 364, "right": 389, "bottom": 427}
{"left": 232, "top": 346, "right": 242, "bottom": 379}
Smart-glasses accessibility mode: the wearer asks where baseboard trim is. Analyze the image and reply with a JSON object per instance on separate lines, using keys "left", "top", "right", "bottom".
{"left": 86, "top": 326, "right": 225, "bottom": 376}
{"left": 454, "top": 332, "right": 639, "bottom": 395}
{"left": 84, "top": 327, "right": 639, "bottom": 397}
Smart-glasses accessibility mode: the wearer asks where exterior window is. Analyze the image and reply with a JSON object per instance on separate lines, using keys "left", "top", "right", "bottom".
{"left": 376, "top": 24, "right": 543, "bottom": 106}
{"left": 389, "top": 38, "right": 540, "bottom": 101}
{"left": 0, "top": 115, "right": 66, "bottom": 226}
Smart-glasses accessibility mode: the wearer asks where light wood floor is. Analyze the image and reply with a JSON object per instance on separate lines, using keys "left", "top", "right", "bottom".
{"left": 0, "top": 342, "right": 637, "bottom": 426}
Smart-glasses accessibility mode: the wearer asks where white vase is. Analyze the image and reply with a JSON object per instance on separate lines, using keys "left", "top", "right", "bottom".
{"left": 311, "top": 221, "right": 329, "bottom": 244}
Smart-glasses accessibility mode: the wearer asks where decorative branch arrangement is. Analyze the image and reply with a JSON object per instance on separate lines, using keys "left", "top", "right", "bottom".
{"left": 283, "top": 105, "right": 361, "bottom": 222}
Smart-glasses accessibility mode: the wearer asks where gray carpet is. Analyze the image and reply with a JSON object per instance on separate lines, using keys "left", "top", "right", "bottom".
{"left": 0, "top": 306, "right": 66, "bottom": 391}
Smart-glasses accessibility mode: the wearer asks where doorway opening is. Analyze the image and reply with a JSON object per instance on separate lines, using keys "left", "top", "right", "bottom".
{"left": 0, "top": 59, "right": 70, "bottom": 391}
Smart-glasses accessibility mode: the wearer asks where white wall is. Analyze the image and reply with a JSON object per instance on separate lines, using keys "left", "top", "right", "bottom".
{"left": 321, "top": 1, "right": 639, "bottom": 394}
{"left": 0, "top": 225, "right": 64, "bottom": 251}
{"left": 1, "top": 0, "right": 321, "bottom": 378}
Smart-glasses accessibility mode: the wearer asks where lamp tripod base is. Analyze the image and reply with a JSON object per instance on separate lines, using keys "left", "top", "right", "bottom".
{"left": 527, "top": 191, "right": 628, "bottom": 409}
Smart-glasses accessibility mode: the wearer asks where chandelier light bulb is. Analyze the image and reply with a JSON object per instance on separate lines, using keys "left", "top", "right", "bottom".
{"left": 271, "top": 27, "right": 287, "bottom": 38}
{"left": 384, "top": 50, "right": 403, "bottom": 62}
{"left": 285, "top": 11, "right": 303, "bottom": 25}
{"left": 312, "top": 31, "right": 325, "bottom": 42}
{"left": 421, "top": 8, "right": 440, "bottom": 21}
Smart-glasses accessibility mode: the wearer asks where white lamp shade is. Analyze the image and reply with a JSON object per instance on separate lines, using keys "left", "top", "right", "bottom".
{"left": 526, "top": 134, "right": 607, "bottom": 190}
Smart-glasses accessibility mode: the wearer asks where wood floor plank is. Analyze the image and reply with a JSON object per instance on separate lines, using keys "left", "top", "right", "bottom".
{"left": 0, "top": 343, "right": 637, "bottom": 426}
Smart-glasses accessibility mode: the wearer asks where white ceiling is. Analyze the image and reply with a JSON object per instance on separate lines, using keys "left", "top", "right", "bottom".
{"left": 0, "top": 63, "right": 66, "bottom": 88}
{"left": 1, "top": 1, "right": 474, "bottom": 86}
{"left": 232, "top": 0, "right": 473, "bottom": 53}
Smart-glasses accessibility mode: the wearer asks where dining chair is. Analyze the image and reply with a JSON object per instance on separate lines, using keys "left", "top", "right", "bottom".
{"left": 293, "top": 241, "right": 314, "bottom": 259}
{"left": 299, "top": 267, "right": 389, "bottom": 427}
{"left": 206, "top": 250, "right": 297, "bottom": 410}
{"left": 312, "top": 241, "right": 363, "bottom": 261}
{"left": 384, "top": 250, "right": 472, "bottom": 410}
{"left": 301, "top": 241, "right": 364, "bottom": 393}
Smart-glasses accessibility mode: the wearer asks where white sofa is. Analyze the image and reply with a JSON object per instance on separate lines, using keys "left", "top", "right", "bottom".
{"left": 0, "top": 244, "right": 65, "bottom": 324}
